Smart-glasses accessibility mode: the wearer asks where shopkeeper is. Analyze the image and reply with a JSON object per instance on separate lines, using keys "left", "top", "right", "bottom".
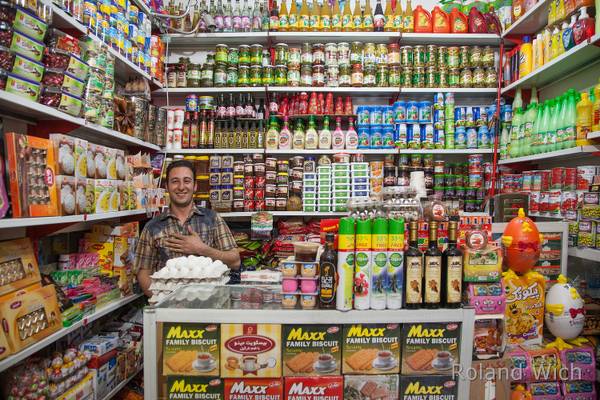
{"left": 134, "top": 159, "right": 240, "bottom": 296}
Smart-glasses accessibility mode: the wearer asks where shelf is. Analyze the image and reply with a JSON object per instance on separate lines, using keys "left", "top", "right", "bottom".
{"left": 163, "top": 148, "right": 264, "bottom": 154}
{"left": 88, "top": 33, "right": 155, "bottom": 82}
{"left": 502, "top": 34, "right": 600, "bottom": 93}
{"left": 401, "top": 87, "right": 498, "bottom": 99}
{"left": 268, "top": 86, "right": 400, "bottom": 95}
{"left": 401, "top": 33, "right": 501, "bottom": 46}
{"left": 220, "top": 211, "right": 348, "bottom": 218}
{"left": 46, "top": 2, "right": 88, "bottom": 33}
{"left": 0, "top": 209, "right": 157, "bottom": 229}
{"left": 497, "top": 145, "right": 600, "bottom": 164}
{"left": 271, "top": 31, "right": 401, "bottom": 44}
{"left": 0, "top": 294, "right": 143, "bottom": 373}
{"left": 153, "top": 87, "right": 265, "bottom": 95}
{"left": 568, "top": 247, "right": 600, "bottom": 262}
{"left": 163, "top": 32, "right": 269, "bottom": 46}
{"left": 529, "top": 213, "right": 564, "bottom": 220}
{"left": 74, "top": 124, "right": 161, "bottom": 150}
{"left": 502, "top": 0, "right": 550, "bottom": 37}
{"left": 588, "top": 131, "right": 600, "bottom": 140}
{"left": 399, "top": 148, "right": 494, "bottom": 154}
{"left": 101, "top": 366, "right": 143, "bottom": 400}
{"left": 266, "top": 148, "right": 396, "bottom": 155}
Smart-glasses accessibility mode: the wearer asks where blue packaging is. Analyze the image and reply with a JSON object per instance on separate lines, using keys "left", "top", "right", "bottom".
{"left": 382, "top": 125, "right": 395, "bottom": 148}
{"left": 478, "top": 125, "right": 491, "bottom": 148}
{"left": 466, "top": 126, "right": 478, "bottom": 148}
{"left": 418, "top": 101, "right": 432, "bottom": 123}
{"left": 407, "top": 123, "right": 420, "bottom": 149}
{"left": 370, "top": 107, "right": 383, "bottom": 125}
{"left": 396, "top": 123, "right": 407, "bottom": 148}
{"left": 393, "top": 101, "right": 406, "bottom": 122}
{"left": 454, "top": 106, "right": 466, "bottom": 126}
{"left": 357, "top": 106, "right": 370, "bottom": 125}
{"left": 358, "top": 126, "right": 370, "bottom": 148}
{"left": 383, "top": 106, "right": 395, "bottom": 125}
{"left": 433, "top": 109, "right": 444, "bottom": 129}
{"left": 370, "top": 125, "right": 383, "bottom": 148}
{"left": 434, "top": 128, "right": 445, "bottom": 148}
{"left": 420, "top": 124, "right": 434, "bottom": 148}
{"left": 470, "top": 106, "right": 479, "bottom": 126}
{"left": 433, "top": 93, "right": 445, "bottom": 109}
{"left": 502, "top": 104, "right": 512, "bottom": 123}
{"left": 455, "top": 126, "right": 467, "bottom": 148}
{"left": 406, "top": 101, "right": 419, "bottom": 123}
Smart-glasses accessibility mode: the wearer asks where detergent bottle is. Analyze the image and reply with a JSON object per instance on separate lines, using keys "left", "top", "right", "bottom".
{"left": 542, "top": 28, "right": 552, "bottom": 63}
{"left": 573, "top": 7, "right": 595, "bottom": 45}
{"left": 519, "top": 35, "right": 533, "bottom": 79}
{"left": 548, "top": 0, "right": 556, "bottom": 25}
{"left": 432, "top": 6, "right": 450, "bottom": 33}
{"left": 450, "top": 7, "right": 468, "bottom": 33}
{"left": 577, "top": 92, "right": 593, "bottom": 143}
{"left": 562, "top": 15, "right": 577, "bottom": 51}
{"left": 592, "top": 79, "right": 600, "bottom": 132}
{"left": 551, "top": 26, "right": 563, "bottom": 59}
{"left": 468, "top": 6, "right": 487, "bottom": 33}
{"left": 555, "top": 0, "right": 565, "bottom": 22}
{"left": 413, "top": 5, "right": 432, "bottom": 32}
{"left": 484, "top": 6, "right": 501, "bottom": 34}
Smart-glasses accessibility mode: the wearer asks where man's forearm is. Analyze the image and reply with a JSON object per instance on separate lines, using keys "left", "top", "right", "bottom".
{"left": 137, "top": 269, "right": 153, "bottom": 297}
{"left": 202, "top": 247, "right": 241, "bottom": 270}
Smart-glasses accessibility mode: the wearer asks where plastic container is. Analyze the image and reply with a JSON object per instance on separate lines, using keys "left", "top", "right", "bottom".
{"left": 5, "top": 72, "right": 40, "bottom": 101}
{"left": 11, "top": 52, "right": 44, "bottom": 82}
{"left": 46, "top": 28, "right": 80, "bottom": 55}
{"left": 13, "top": 6, "right": 48, "bottom": 41}
{"left": 293, "top": 242, "right": 320, "bottom": 262}
{"left": 10, "top": 29, "right": 44, "bottom": 61}
{"left": 432, "top": 6, "right": 450, "bottom": 33}
{"left": 413, "top": 5, "right": 432, "bottom": 32}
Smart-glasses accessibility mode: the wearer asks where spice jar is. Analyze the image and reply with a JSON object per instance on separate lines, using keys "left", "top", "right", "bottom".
{"left": 262, "top": 65, "right": 273, "bottom": 85}
{"left": 215, "top": 44, "right": 228, "bottom": 64}
{"left": 301, "top": 43, "right": 312, "bottom": 65}
{"left": 448, "top": 68, "right": 460, "bottom": 87}
{"left": 326, "top": 65, "right": 339, "bottom": 87}
{"left": 387, "top": 43, "right": 400, "bottom": 65}
{"left": 275, "top": 43, "right": 288, "bottom": 65}
{"left": 238, "top": 65, "right": 249, "bottom": 86}
{"left": 337, "top": 42, "right": 350, "bottom": 66}
{"left": 250, "top": 44, "right": 263, "bottom": 65}
{"left": 228, "top": 47, "right": 239, "bottom": 65}
{"left": 412, "top": 66, "right": 425, "bottom": 88}
{"left": 289, "top": 47, "right": 301, "bottom": 68}
{"left": 300, "top": 64, "right": 312, "bottom": 85}
{"left": 351, "top": 63, "right": 363, "bottom": 87}
{"left": 376, "top": 65, "right": 388, "bottom": 87}
{"left": 226, "top": 66, "right": 238, "bottom": 86}
{"left": 460, "top": 68, "right": 472, "bottom": 87}
{"left": 275, "top": 64, "right": 287, "bottom": 86}
{"left": 287, "top": 66, "right": 300, "bottom": 86}
{"left": 214, "top": 63, "right": 227, "bottom": 86}
{"left": 350, "top": 42, "right": 363, "bottom": 64}
{"left": 312, "top": 65, "right": 325, "bottom": 86}
{"left": 200, "top": 63, "right": 213, "bottom": 86}
{"left": 339, "top": 64, "right": 351, "bottom": 86}
{"left": 238, "top": 45, "right": 250, "bottom": 65}
{"left": 363, "top": 64, "right": 376, "bottom": 86}
{"left": 485, "top": 67, "right": 497, "bottom": 88}
{"left": 312, "top": 43, "right": 325, "bottom": 65}
{"left": 472, "top": 66, "right": 485, "bottom": 88}
{"left": 389, "top": 65, "right": 401, "bottom": 86}
{"left": 250, "top": 64, "right": 262, "bottom": 86}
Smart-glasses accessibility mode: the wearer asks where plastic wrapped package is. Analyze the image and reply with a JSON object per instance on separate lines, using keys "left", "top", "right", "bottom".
{"left": 155, "top": 107, "right": 166, "bottom": 146}
{"left": 114, "top": 95, "right": 133, "bottom": 136}
{"left": 2, "top": 359, "right": 50, "bottom": 398}
{"left": 11, "top": 53, "right": 44, "bottom": 82}
{"left": 39, "top": 87, "right": 83, "bottom": 116}
{"left": 147, "top": 103, "right": 157, "bottom": 143}
{"left": 45, "top": 28, "right": 81, "bottom": 56}
{"left": 86, "top": 66, "right": 104, "bottom": 94}
{"left": 80, "top": 36, "right": 107, "bottom": 71}
{"left": 0, "top": 1, "right": 16, "bottom": 24}
{"left": 128, "top": 96, "right": 148, "bottom": 140}
{"left": 0, "top": 20, "right": 12, "bottom": 46}
{"left": 0, "top": 45, "right": 13, "bottom": 70}
{"left": 42, "top": 47, "right": 70, "bottom": 69}
{"left": 99, "top": 98, "right": 114, "bottom": 128}
{"left": 41, "top": 67, "right": 65, "bottom": 87}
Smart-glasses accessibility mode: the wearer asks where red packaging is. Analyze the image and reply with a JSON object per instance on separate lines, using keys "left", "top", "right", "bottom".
{"left": 548, "top": 191, "right": 561, "bottom": 214}
{"left": 298, "top": 93, "right": 308, "bottom": 115}
{"left": 561, "top": 191, "right": 577, "bottom": 213}
{"left": 344, "top": 96, "right": 353, "bottom": 115}
{"left": 529, "top": 191, "right": 540, "bottom": 214}
{"left": 224, "top": 379, "right": 283, "bottom": 400}
{"left": 308, "top": 92, "right": 318, "bottom": 114}
{"left": 539, "top": 170, "right": 551, "bottom": 191}
{"left": 233, "top": 199, "right": 244, "bottom": 211}
{"left": 255, "top": 175, "right": 266, "bottom": 188}
{"left": 284, "top": 377, "right": 343, "bottom": 400}
{"left": 539, "top": 191, "right": 550, "bottom": 213}
{"left": 550, "top": 167, "right": 564, "bottom": 190}
{"left": 325, "top": 93, "right": 334, "bottom": 114}
{"left": 254, "top": 188, "right": 265, "bottom": 200}
{"left": 279, "top": 96, "right": 289, "bottom": 116}
{"left": 244, "top": 187, "right": 255, "bottom": 200}
{"left": 334, "top": 96, "right": 343, "bottom": 115}
{"left": 244, "top": 176, "right": 255, "bottom": 188}
{"left": 255, "top": 199, "right": 266, "bottom": 211}
{"left": 564, "top": 167, "right": 577, "bottom": 190}
{"left": 317, "top": 93, "right": 324, "bottom": 115}
{"left": 243, "top": 199, "right": 255, "bottom": 211}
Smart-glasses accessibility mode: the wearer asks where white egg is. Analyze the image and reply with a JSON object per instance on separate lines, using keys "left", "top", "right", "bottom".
{"left": 545, "top": 282, "right": 585, "bottom": 340}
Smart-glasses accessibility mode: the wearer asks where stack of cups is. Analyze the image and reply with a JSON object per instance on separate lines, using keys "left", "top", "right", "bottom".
{"left": 166, "top": 108, "right": 185, "bottom": 149}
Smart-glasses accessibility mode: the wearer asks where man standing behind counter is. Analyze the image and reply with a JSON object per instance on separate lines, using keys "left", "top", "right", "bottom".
{"left": 134, "top": 159, "right": 240, "bottom": 297}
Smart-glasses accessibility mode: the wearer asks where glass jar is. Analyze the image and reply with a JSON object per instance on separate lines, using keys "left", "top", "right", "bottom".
{"left": 228, "top": 47, "right": 239, "bottom": 65}
{"left": 436, "top": 46, "right": 448, "bottom": 68}
{"left": 425, "top": 45, "right": 437, "bottom": 66}
{"left": 262, "top": 65, "right": 273, "bottom": 85}
{"left": 214, "top": 63, "right": 227, "bottom": 87}
{"left": 387, "top": 43, "right": 400, "bottom": 65}
{"left": 312, "top": 65, "right": 325, "bottom": 86}
{"left": 215, "top": 44, "right": 228, "bottom": 64}
{"left": 238, "top": 65, "right": 249, "bottom": 86}
{"left": 413, "top": 45, "right": 426, "bottom": 67}
{"left": 376, "top": 65, "right": 388, "bottom": 87}
{"left": 325, "top": 43, "right": 338, "bottom": 66}
{"left": 363, "top": 42, "right": 377, "bottom": 65}
{"left": 187, "top": 63, "right": 200, "bottom": 87}
{"left": 401, "top": 67, "right": 412, "bottom": 87}
{"left": 326, "top": 65, "right": 339, "bottom": 87}
{"left": 470, "top": 46, "right": 482, "bottom": 67}
{"left": 459, "top": 46, "right": 470, "bottom": 68}
{"left": 250, "top": 44, "right": 263, "bottom": 65}
{"left": 447, "top": 46, "right": 459, "bottom": 68}
{"left": 351, "top": 63, "right": 363, "bottom": 87}
{"left": 275, "top": 64, "right": 287, "bottom": 86}
{"left": 312, "top": 43, "right": 325, "bottom": 65}
{"left": 167, "top": 66, "right": 177, "bottom": 87}
{"left": 363, "top": 64, "right": 376, "bottom": 86}
{"left": 206, "top": 53, "right": 215, "bottom": 66}
{"left": 337, "top": 42, "right": 350, "bottom": 66}
{"left": 485, "top": 67, "right": 497, "bottom": 88}
{"left": 289, "top": 47, "right": 301, "bottom": 68}
{"left": 482, "top": 46, "right": 495, "bottom": 68}
{"left": 226, "top": 66, "right": 238, "bottom": 86}
{"left": 176, "top": 64, "right": 187, "bottom": 87}
{"left": 250, "top": 64, "right": 262, "bottom": 86}
{"left": 400, "top": 46, "right": 413, "bottom": 67}
{"left": 200, "top": 63, "right": 214, "bottom": 87}
{"left": 376, "top": 43, "right": 388, "bottom": 65}
{"left": 412, "top": 66, "right": 425, "bottom": 88}
{"left": 275, "top": 43, "right": 289, "bottom": 65}
{"left": 472, "top": 66, "right": 485, "bottom": 88}
{"left": 350, "top": 42, "right": 363, "bottom": 65}
{"left": 389, "top": 65, "right": 401, "bottom": 86}
{"left": 448, "top": 68, "right": 460, "bottom": 87}
{"left": 460, "top": 68, "right": 472, "bottom": 88}
{"left": 300, "top": 65, "right": 313, "bottom": 86}
{"left": 239, "top": 45, "right": 251, "bottom": 65}
{"left": 425, "top": 66, "right": 437, "bottom": 88}
{"left": 439, "top": 68, "right": 448, "bottom": 87}
{"left": 287, "top": 66, "right": 300, "bottom": 86}
{"left": 262, "top": 50, "right": 271, "bottom": 67}
{"left": 339, "top": 64, "right": 351, "bottom": 86}
{"left": 301, "top": 43, "right": 312, "bottom": 65}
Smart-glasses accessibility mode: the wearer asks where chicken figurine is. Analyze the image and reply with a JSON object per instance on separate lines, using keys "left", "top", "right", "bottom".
{"left": 545, "top": 274, "right": 587, "bottom": 351}
{"left": 501, "top": 208, "right": 544, "bottom": 275}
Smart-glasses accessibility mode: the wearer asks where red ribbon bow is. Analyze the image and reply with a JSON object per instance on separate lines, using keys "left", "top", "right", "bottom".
{"left": 569, "top": 307, "right": 584, "bottom": 319}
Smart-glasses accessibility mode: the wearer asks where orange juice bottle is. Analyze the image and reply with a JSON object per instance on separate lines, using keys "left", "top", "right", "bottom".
{"left": 352, "top": 0, "right": 363, "bottom": 31}
{"left": 341, "top": 0, "right": 353, "bottom": 30}
{"left": 288, "top": 0, "right": 299, "bottom": 30}
{"left": 331, "top": 0, "right": 341, "bottom": 30}
{"left": 403, "top": 0, "right": 414, "bottom": 32}
{"left": 321, "top": 0, "right": 332, "bottom": 31}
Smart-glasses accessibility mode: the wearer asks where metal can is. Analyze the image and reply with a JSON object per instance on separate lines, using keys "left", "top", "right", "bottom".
{"left": 425, "top": 66, "right": 438, "bottom": 88}
{"left": 226, "top": 66, "right": 238, "bottom": 86}
{"left": 312, "top": 43, "right": 325, "bottom": 65}
{"left": 238, "top": 65, "right": 249, "bottom": 85}
{"left": 436, "top": 46, "right": 448, "bottom": 68}
{"left": 363, "top": 42, "right": 377, "bottom": 65}
{"left": 470, "top": 46, "right": 483, "bottom": 67}
{"left": 275, "top": 64, "right": 287, "bottom": 86}
{"left": 482, "top": 46, "right": 495, "bottom": 68}
{"left": 301, "top": 43, "right": 313, "bottom": 65}
{"left": 389, "top": 65, "right": 401, "bottom": 86}
{"left": 215, "top": 44, "right": 229, "bottom": 64}
{"left": 350, "top": 42, "right": 363, "bottom": 64}
{"left": 339, "top": 65, "right": 351, "bottom": 86}
{"left": 448, "top": 68, "right": 460, "bottom": 87}
{"left": 426, "top": 45, "right": 437, "bottom": 66}
{"left": 401, "top": 67, "right": 413, "bottom": 87}
{"left": 312, "top": 65, "right": 325, "bottom": 86}
{"left": 262, "top": 65, "right": 273, "bottom": 85}
{"left": 300, "top": 65, "right": 313, "bottom": 85}
{"left": 287, "top": 66, "right": 300, "bottom": 86}
{"left": 288, "top": 47, "right": 301, "bottom": 68}
{"left": 337, "top": 42, "right": 350, "bottom": 66}
{"left": 376, "top": 65, "right": 389, "bottom": 87}
{"left": 185, "top": 94, "right": 198, "bottom": 112}
{"left": 413, "top": 45, "right": 426, "bottom": 67}
{"left": 376, "top": 43, "right": 388, "bottom": 64}
{"left": 472, "top": 66, "right": 485, "bottom": 88}
{"left": 326, "top": 65, "right": 339, "bottom": 86}
{"left": 325, "top": 42, "right": 338, "bottom": 66}
{"left": 460, "top": 68, "right": 472, "bottom": 88}
{"left": 238, "top": 45, "right": 250, "bottom": 65}
{"left": 459, "top": 46, "right": 470, "bottom": 68}
{"left": 447, "top": 46, "right": 460, "bottom": 68}
{"left": 412, "top": 66, "right": 425, "bottom": 88}
{"left": 485, "top": 67, "right": 497, "bottom": 88}
{"left": 275, "top": 43, "right": 289, "bottom": 65}
{"left": 387, "top": 43, "right": 400, "bottom": 65}
{"left": 250, "top": 44, "right": 263, "bottom": 65}
{"left": 400, "top": 46, "right": 413, "bottom": 67}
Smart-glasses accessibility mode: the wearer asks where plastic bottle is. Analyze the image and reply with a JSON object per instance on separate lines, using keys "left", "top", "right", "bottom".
{"left": 500, "top": 119, "right": 509, "bottom": 159}
{"left": 523, "top": 88, "right": 538, "bottom": 154}
{"left": 509, "top": 107, "right": 522, "bottom": 158}
{"left": 562, "top": 16, "right": 577, "bottom": 51}
{"left": 592, "top": 79, "right": 600, "bottom": 132}
{"left": 413, "top": 5, "right": 432, "bottom": 32}
{"left": 548, "top": 98, "right": 559, "bottom": 152}
{"left": 332, "top": 116, "right": 345, "bottom": 149}
{"left": 556, "top": 94, "right": 568, "bottom": 149}
{"left": 266, "top": 116, "right": 280, "bottom": 149}
{"left": 305, "top": 116, "right": 318, "bottom": 149}
{"left": 573, "top": 7, "right": 596, "bottom": 45}
{"left": 564, "top": 89, "right": 577, "bottom": 148}
{"left": 548, "top": 0, "right": 556, "bottom": 25}
{"left": 519, "top": 35, "right": 533, "bottom": 78}
{"left": 484, "top": 6, "right": 502, "bottom": 34}
{"left": 403, "top": 0, "right": 414, "bottom": 32}
{"left": 577, "top": 92, "right": 593, "bottom": 143}
{"left": 468, "top": 6, "right": 487, "bottom": 32}
{"left": 346, "top": 117, "right": 358, "bottom": 149}
{"left": 319, "top": 116, "right": 332, "bottom": 149}
{"left": 278, "top": 116, "right": 291, "bottom": 149}
{"left": 539, "top": 100, "right": 550, "bottom": 153}
{"left": 533, "top": 33, "right": 544, "bottom": 70}
{"left": 450, "top": 7, "right": 468, "bottom": 33}
{"left": 432, "top": 6, "right": 450, "bottom": 33}
{"left": 320, "top": 0, "right": 331, "bottom": 31}
{"left": 532, "top": 98, "right": 544, "bottom": 154}
{"left": 542, "top": 28, "right": 552, "bottom": 63}
{"left": 551, "top": 26, "right": 563, "bottom": 59}
{"left": 555, "top": 0, "right": 565, "bottom": 22}
{"left": 352, "top": 0, "right": 363, "bottom": 31}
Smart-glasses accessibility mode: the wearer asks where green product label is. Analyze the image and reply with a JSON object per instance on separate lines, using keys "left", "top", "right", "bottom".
{"left": 374, "top": 252, "right": 387, "bottom": 268}
{"left": 389, "top": 252, "right": 403, "bottom": 267}
{"left": 67, "top": 56, "right": 89, "bottom": 79}
{"left": 13, "top": 55, "right": 43, "bottom": 82}
{"left": 14, "top": 8, "right": 48, "bottom": 41}
{"left": 63, "top": 74, "right": 85, "bottom": 96}
{"left": 355, "top": 252, "right": 369, "bottom": 267}
{"left": 59, "top": 93, "right": 83, "bottom": 116}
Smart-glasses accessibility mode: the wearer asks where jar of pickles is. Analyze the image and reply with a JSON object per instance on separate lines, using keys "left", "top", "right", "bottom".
{"left": 201, "top": 63, "right": 213, "bottom": 86}
{"left": 425, "top": 66, "right": 437, "bottom": 88}
{"left": 301, "top": 43, "right": 312, "bottom": 64}
{"left": 376, "top": 43, "right": 388, "bottom": 65}
{"left": 400, "top": 46, "right": 413, "bottom": 67}
{"left": 413, "top": 45, "right": 426, "bottom": 67}
{"left": 287, "top": 66, "right": 300, "bottom": 86}
{"left": 339, "top": 64, "right": 351, "bottom": 86}
{"left": 300, "top": 65, "right": 312, "bottom": 85}
{"left": 389, "top": 65, "right": 401, "bottom": 86}
{"left": 351, "top": 63, "right": 363, "bottom": 87}
{"left": 376, "top": 65, "right": 388, "bottom": 87}
{"left": 470, "top": 46, "right": 482, "bottom": 67}
{"left": 436, "top": 46, "right": 448, "bottom": 67}
{"left": 275, "top": 64, "right": 287, "bottom": 85}
{"left": 425, "top": 45, "right": 436, "bottom": 66}
{"left": 401, "top": 67, "right": 412, "bottom": 87}
{"left": 439, "top": 68, "right": 449, "bottom": 87}
{"left": 350, "top": 42, "right": 363, "bottom": 64}
{"left": 326, "top": 65, "right": 339, "bottom": 87}
{"left": 312, "top": 65, "right": 325, "bottom": 86}
{"left": 485, "top": 67, "right": 497, "bottom": 88}
{"left": 214, "top": 64, "right": 227, "bottom": 86}
{"left": 250, "top": 64, "right": 262, "bottom": 86}
{"left": 338, "top": 42, "right": 350, "bottom": 66}
{"left": 325, "top": 43, "right": 337, "bottom": 66}
{"left": 262, "top": 65, "right": 273, "bottom": 85}
{"left": 472, "top": 66, "right": 485, "bottom": 88}
{"left": 447, "top": 47, "right": 459, "bottom": 68}
{"left": 262, "top": 50, "right": 270, "bottom": 67}
{"left": 387, "top": 43, "right": 400, "bottom": 65}
{"left": 363, "top": 64, "right": 376, "bottom": 86}
{"left": 228, "top": 48, "right": 239, "bottom": 65}
{"left": 412, "top": 66, "right": 425, "bottom": 88}
{"left": 238, "top": 65, "right": 249, "bottom": 85}
{"left": 289, "top": 47, "right": 301, "bottom": 68}
{"left": 448, "top": 68, "right": 460, "bottom": 87}
{"left": 215, "top": 44, "right": 228, "bottom": 64}
{"left": 312, "top": 43, "right": 325, "bottom": 65}
{"left": 226, "top": 66, "right": 238, "bottom": 86}
{"left": 250, "top": 44, "right": 263, "bottom": 65}
{"left": 363, "top": 42, "right": 376, "bottom": 65}
{"left": 187, "top": 63, "right": 200, "bottom": 87}
{"left": 275, "top": 43, "right": 288, "bottom": 65}
{"left": 459, "top": 68, "right": 472, "bottom": 87}
{"left": 482, "top": 46, "right": 495, "bottom": 68}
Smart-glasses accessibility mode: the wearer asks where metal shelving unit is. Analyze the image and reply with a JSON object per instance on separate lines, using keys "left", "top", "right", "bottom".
{"left": 568, "top": 247, "right": 600, "bottom": 261}
{"left": 498, "top": 145, "right": 600, "bottom": 164}
{"left": 0, "top": 209, "right": 157, "bottom": 229}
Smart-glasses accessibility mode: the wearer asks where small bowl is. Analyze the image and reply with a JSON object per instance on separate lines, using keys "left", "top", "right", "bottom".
{"left": 300, "top": 279, "right": 317, "bottom": 293}
{"left": 300, "top": 262, "right": 318, "bottom": 278}
{"left": 282, "top": 278, "right": 299, "bottom": 293}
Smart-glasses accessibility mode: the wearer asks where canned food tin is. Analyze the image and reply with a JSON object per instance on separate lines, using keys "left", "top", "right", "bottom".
{"left": 407, "top": 125, "right": 419, "bottom": 148}
{"left": 414, "top": 45, "right": 426, "bottom": 67}
{"left": 447, "top": 47, "right": 460, "bottom": 68}
{"left": 185, "top": 94, "right": 198, "bottom": 112}
{"left": 400, "top": 46, "right": 413, "bottom": 67}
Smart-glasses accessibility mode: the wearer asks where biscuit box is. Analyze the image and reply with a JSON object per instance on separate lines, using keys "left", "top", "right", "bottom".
{"left": 284, "top": 376, "right": 343, "bottom": 400}
{"left": 162, "top": 323, "right": 220, "bottom": 376}
{"left": 282, "top": 324, "right": 342, "bottom": 376}
{"left": 224, "top": 379, "right": 283, "bottom": 400}
{"left": 221, "top": 324, "right": 282, "bottom": 378}
{"left": 399, "top": 375, "right": 458, "bottom": 400}
{"left": 165, "top": 377, "right": 224, "bottom": 400}
{"left": 401, "top": 323, "right": 460, "bottom": 375}
{"left": 0, "top": 237, "right": 42, "bottom": 297}
{"left": 344, "top": 375, "right": 399, "bottom": 400}
{"left": 342, "top": 324, "right": 400, "bottom": 375}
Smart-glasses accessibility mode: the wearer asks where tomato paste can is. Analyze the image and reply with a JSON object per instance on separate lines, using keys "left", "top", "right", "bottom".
{"left": 529, "top": 191, "right": 540, "bottom": 214}
{"left": 548, "top": 191, "right": 562, "bottom": 215}
{"left": 539, "top": 191, "right": 550, "bottom": 213}
{"left": 564, "top": 167, "right": 577, "bottom": 190}
{"left": 577, "top": 166, "right": 598, "bottom": 190}
{"left": 550, "top": 167, "right": 565, "bottom": 190}
{"left": 539, "top": 170, "right": 551, "bottom": 191}
{"left": 561, "top": 191, "right": 577, "bottom": 213}
{"left": 522, "top": 171, "right": 533, "bottom": 191}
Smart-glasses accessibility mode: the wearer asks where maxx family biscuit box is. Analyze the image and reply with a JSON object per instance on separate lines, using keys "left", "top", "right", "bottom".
{"left": 162, "top": 323, "right": 220, "bottom": 376}
{"left": 165, "top": 377, "right": 224, "bottom": 400}
{"left": 399, "top": 375, "right": 458, "bottom": 400}
{"left": 224, "top": 378, "right": 283, "bottom": 400}
{"left": 401, "top": 323, "right": 460, "bottom": 375}
{"left": 282, "top": 324, "right": 342, "bottom": 377}
{"left": 344, "top": 375, "right": 399, "bottom": 400}
{"left": 342, "top": 323, "right": 400, "bottom": 375}
{"left": 221, "top": 324, "right": 282, "bottom": 378}
{"left": 284, "top": 377, "right": 343, "bottom": 400}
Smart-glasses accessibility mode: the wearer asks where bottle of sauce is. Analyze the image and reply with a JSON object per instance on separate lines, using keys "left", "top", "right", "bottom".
{"left": 373, "top": 0, "right": 385, "bottom": 31}
{"left": 207, "top": 110, "right": 215, "bottom": 148}
{"left": 424, "top": 220, "right": 442, "bottom": 309}
{"left": 288, "top": 0, "right": 299, "bottom": 30}
{"left": 299, "top": 0, "right": 310, "bottom": 30}
{"left": 319, "top": 233, "right": 337, "bottom": 309}
{"left": 332, "top": 116, "right": 345, "bottom": 149}
{"left": 442, "top": 221, "right": 462, "bottom": 308}
{"left": 342, "top": 0, "right": 353, "bottom": 30}
{"left": 321, "top": 0, "right": 332, "bottom": 31}
{"left": 404, "top": 220, "right": 422, "bottom": 309}
{"left": 450, "top": 7, "right": 467, "bottom": 33}
{"left": 319, "top": 116, "right": 332, "bottom": 149}
{"left": 352, "top": 0, "right": 363, "bottom": 31}
{"left": 292, "top": 119, "right": 305, "bottom": 149}
{"left": 266, "top": 116, "right": 280, "bottom": 149}
{"left": 305, "top": 116, "right": 318, "bottom": 149}
{"left": 190, "top": 112, "right": 199, "bottom": 148}
{"left": 331, "top": 0, "right": 342, "bottom": 31}
{"left": 278, "top": 0, "right": 289, "bottom": 30}
{"left": 432, "top": 6, "right": 449, "bottom": 33}
{"left": 346, "top": 117, "right": 358, "bottom": 149}
{"left": 182, "top": 112, "right": 191, "bottom": 148}
{"left": 363, "top": 0, "right": 375, "bottom": 31}
{"left": 403, "top": 0, "right": 414, "bottom": 32}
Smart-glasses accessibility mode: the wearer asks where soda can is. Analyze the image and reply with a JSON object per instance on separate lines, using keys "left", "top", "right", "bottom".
{"left": 433, "top": 109, "right": 444, "bottom": 129}
{"left": 434, "top": 129, "right": 445, "bottom": 149}
{"left": 454, "top": 106, "right": 466, "bottom": 126}
{"left": 472, "top": 106, "right": 481, "bottom": 126}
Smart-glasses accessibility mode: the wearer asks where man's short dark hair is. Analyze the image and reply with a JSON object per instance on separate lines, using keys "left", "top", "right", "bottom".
{"left": 166, "top": 159, "right": 195, "bottom": 180}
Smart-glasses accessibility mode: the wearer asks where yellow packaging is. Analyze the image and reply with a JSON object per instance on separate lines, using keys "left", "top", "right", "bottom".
{"left": 82, "top": 234, "right": 114, "bottom": 276}
{"left": 220, "top": 324, "right": 281, "bottom": 378}
{"left": 504, "top": 270, "right": 545, "bottom": 346}
{"left": 0, "top": 238, "right": 42, "bottom": 296}
{"left": 95, "top": 179, "right": 112, "bottom": 213}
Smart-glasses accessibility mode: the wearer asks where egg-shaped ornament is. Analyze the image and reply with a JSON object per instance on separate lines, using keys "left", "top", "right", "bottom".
{"left": 501, "top": 208, "right": 543, "bottom": 274}
{"left": 545, "top": 275, "right": 585, "bottom": 349}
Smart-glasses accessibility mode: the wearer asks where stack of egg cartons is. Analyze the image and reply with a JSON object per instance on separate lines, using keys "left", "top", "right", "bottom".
{"left": 302, "top": 171, "right": 317, "bottom": 212}
{"left": 352, "top": 162, "right": 371, "bottom": 200}
{"left": 332, "top": 163, "right": 351, "bottom": 212}
{"left": 317, "top": 164, "right": 333, "bottom": 212}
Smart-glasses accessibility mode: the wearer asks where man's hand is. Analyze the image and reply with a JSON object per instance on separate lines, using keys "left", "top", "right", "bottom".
{"left": 164, "top": 226, "right": 208, "bottom": 256}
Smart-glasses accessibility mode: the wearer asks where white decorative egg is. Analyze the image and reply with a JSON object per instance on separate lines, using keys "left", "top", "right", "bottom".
{"left": 545, "top": 280, "right": 585, "bottom": 340}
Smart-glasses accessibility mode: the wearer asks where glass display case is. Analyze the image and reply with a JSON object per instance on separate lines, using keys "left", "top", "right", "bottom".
{"left": 144, "top": 284, "right": 476, "bottom": 400}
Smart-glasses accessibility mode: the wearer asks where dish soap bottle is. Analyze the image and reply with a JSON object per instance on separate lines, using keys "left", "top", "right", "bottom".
{"left": 413, "top": 5, "right": 432, "bottom": 32}
{"left": 450, "top": 7, "right": 468, "bottom": 33}
{"left": 573, "top": 7, "right": 595, "bottom": 45}
{"left": 305, "top": 116, "right": 318, "bottom": 149}
{"left": 432, "top": 6, "right": 449, "bottom": 33}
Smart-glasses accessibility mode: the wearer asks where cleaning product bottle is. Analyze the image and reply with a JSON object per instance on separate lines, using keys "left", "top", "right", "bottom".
{"left": 551, "top": 25, "right": 563, "bottom": 59}
{"left": 592, "top": 79, "right": 600, "bottom": 132}
{"left": 403, "top": 0, "right": 414, "bottom": 32}
{"left": 469, "top": 6, "right": 487, "bottom": 32}
{"left": 484, "top": 6, "right": 502, "bottom": 34}
{"left": 548, "top": 0, "right": 556, "bottom": 25}
{"left": 524, "top": 87, "right": 538, "bottom": 154}
{"left": 542, "top": 28, "right": 552, "bottom": 63}
{"left": 533, "top": 33, "right": 544, "bottom": 69}
{"left": 432, "top": 6, "right": 450, "bottom": 33}
{"left": 555, "top": 0, "right": 565, "bottom": 22}
{"left": 573, "top": 7, "right": 595, "bottom": 45}
{"left": 354, "top": 218, "right": 372, "bottom": 310}
{"left": 413, "top": 5, "right": 432, "bottom": 32}
{"left": 577, "top": 92, "right": 593, "bottom": 143}
{"left": 450, "top": 7, "right": 468, "bottom": 33}
{"left": 564, "top": 89, "right": 577, "bottom": 148}
{"left": 519, "top": 35, "right": 533, "bottom": 78}
{"left": 562, "top": 15, "right": 577, "bottom": 51}
{"left": 500, "top": 116, "right": 509, "bottom": 159}
{"left": 336, "top": 217, "right": 355, "bottom": 311}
